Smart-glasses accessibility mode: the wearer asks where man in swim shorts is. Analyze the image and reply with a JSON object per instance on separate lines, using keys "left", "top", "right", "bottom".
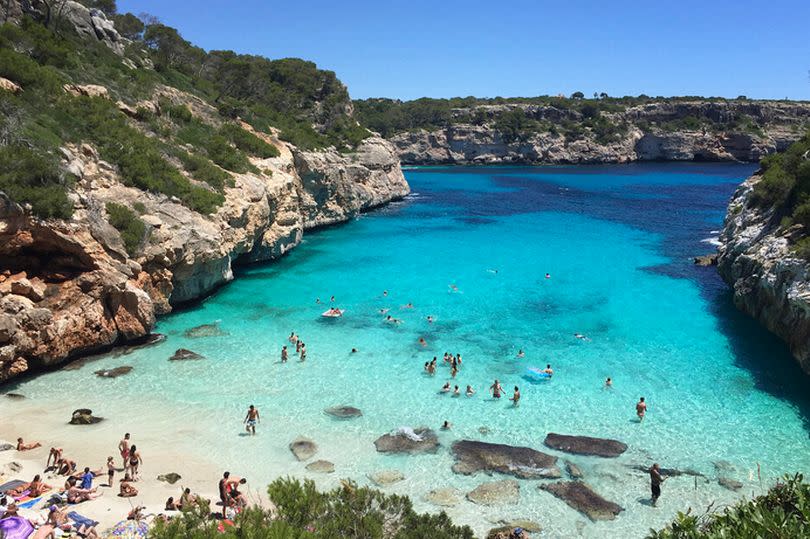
{"left": 244, "top": 405, "right": 260, "bottom": 435}
{"left": 281, "top": 345, "right": 288, "bottom": 363}
{"left": 118, "top": 433, "right": 130, "bottom": 468}
{"left": 490, "top": 379, "right": 503, "bottom": 398}
{"left": 636, "top": 397, "right": 647, "bottom": 421}
{"left": 650, "top": 463, "right": 665, "bottom": 505}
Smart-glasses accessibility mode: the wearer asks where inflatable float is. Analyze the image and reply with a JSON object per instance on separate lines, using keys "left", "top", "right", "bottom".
{"left": 321, "top": 309, "right": 345, "bottom": 318}
{"left": 526, "top": 367, "right": 552, "bottom": 378}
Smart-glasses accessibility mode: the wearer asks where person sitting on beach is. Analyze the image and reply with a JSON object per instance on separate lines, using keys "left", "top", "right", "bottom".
{"left": 225, "top": 477, "right": 248, "bottom": 509}
{"left": 281, "top": 345, "right": 288, "bottom": 363}
{"left": 0, "top": 496, "right": 9, "bottom": 518}
{"left": 605, "top": 377, "right": 613, "bottom": 388}
{"left": 510, "top": 386, "right": 521, "bottom": 406}
{"left": 67, "top": 482, "right": 100, "bottom": 503}
{"left": 490, "top": 379, "right": 503, "bottom": 398}
{"left": 441, "top": 382, "right": 451, "bottom": 393}
{"left": 636, "top": 397, "right": 647, "bottom": 421}
{"left": 180, "top": 487, "right": 201, "bottom": 510}
{"left": 441, "top": 420, "right": 452, "bottom": 430}
{"left": 516, "top": 349, "right": 525, "bottom": 358}
{"left": 466, "top": 385, "right": 475, "bottom": 396}
{"left": 79, "top": 467, "right": 95, "bottom": 490}
{"left": 57, "top": 457, "right": 77, "bottom": 476}
{"left": 16, "top": 437, "right": 41, "bottom": 451}
{"left": 118, "top": 433, "right": 130, "bottom": 468}
{"left": 543, "top": 364, "right": 554, "bottom": 377}
{"left": 46, "top": 447, "right": 63, "bottom": 469}
{"left": 119, "top": 474, "right": 137, "bottom": 498}
{"left": 165, "top": 496, "right": 180, "bottom": 511}
{"left": 453, "top": 385, "right": 460, "bottom": 396}
{"left": 127, "top": 505, "right": 145, "bottom": 520}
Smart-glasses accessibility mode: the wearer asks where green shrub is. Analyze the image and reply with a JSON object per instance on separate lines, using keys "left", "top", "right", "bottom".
{"left": 0, "top": 145, "right": 73, "bottom": 219}
{"left": 106, "top": 202, "right": 146, "bottom": 255}
{"left": 751, "top": 162, "right": 796, "bottom": 207}
{"left": 159, "top": 99, "right": 193, "bottom": 123}
{"left": 177, "top": 121, "right": 258, "bottom": 173}
{"left": 177, "top": 151, "right": 233, "bottom": 191}
{"left": 219, "top": 123, "right": 280, "bottom": 158}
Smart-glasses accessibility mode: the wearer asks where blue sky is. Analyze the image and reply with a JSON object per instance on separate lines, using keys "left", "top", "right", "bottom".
{"left": 118, "top": 0, "right": 810, "bottom": 101}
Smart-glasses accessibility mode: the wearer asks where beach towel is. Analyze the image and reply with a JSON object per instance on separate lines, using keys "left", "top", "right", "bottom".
{"left": 67, "top": 511, "right": 99, "bottom": 528}
{"left": 0, "top": 479, "right": 25, "bottom": 493}
{"left": 17, "top": 496, "right": 41, "bottom": 509}
{"left": 12, "top": 490, "right": 30, "bottom": 500}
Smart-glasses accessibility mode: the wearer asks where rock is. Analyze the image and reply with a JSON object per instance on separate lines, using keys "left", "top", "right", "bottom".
{"left": 539, "top": 481, "right": 623, "bottom": 521}
{"left": 713, "top": 460, "right": 735, "bottom": 473}
{"left": 424, "top": 487, "right": 461, "bottom": 507}
{"left": 466, "top": 480, "right": 520, "bottom": 506}
{"left": 0, "top": 77, "right": 22, "bottom": 94}
{"left": 718, "top": 477, "right": 743, "bottom": 491}
{"left": 373, "top": 427, "right": 439, "bottom": 454}
{"left": 0, "top": 315, "right": 17, "bottom": 344}
{"left": 289, "top": 437, "right": 317, "bottom": 461}
{"left": 496, "top": 520, "right": 542, "bottom": 533}
{"left": 69, "top": 408, "right": 103, "bottom": 425}
{"left": 324, "top": 405, "right": 362, "bottom": 419}
{"left": 157, "top": 473, "right": 182, "bottom": 484}
{"left": 169, "top": 349, "right": 204, "bottom": 361}
{"left": 63, "top": 83, "right": 109, "bottom": 99}
{"left": 94, "top": 365, "right": 133, "bottom": 378}
{"left": 5, "top": 393, "right": 25, "bottom": 400}
{"left": 4, "top": 461, "right": 22, "bottom": 473}
{"left": 565, "top": 460, "right": 584, "bottom": 479}
{"left": 487, "top": 521, "right": 542, "bottom": 539}
{"left": 0, "top": 443, "right": 14, "bottom": 451}
{"left": 694, "top": 254, "right": 718, "bottom": 266}
{"left": 478, "top": 426, "right": 491, "bottom": 435}
{"left": 543, "top": 433, "right": 627, "bottom": 458}
{"left": 367, "top": 470, "right": 405, "bottom": 487}
{"left": 305, "top": 460, "right": 335, "bottom": 473}
{"left": 629, "top": 465, "right": 705, "bottom": 478}
{"left": 184, "top": 323, "right": 227, "bottom": 338}
{"left": 451, "top": 440, "right": 561, "bottom": 479}
{"left": 10, "top": 278, "right": 46, "bottom": 302}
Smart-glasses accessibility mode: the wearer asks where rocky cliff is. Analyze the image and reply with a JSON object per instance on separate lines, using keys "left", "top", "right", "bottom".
{"left": 0, "top": 107, "right": 408, "bottom": 384}
{"left": 386, "top": 101, "right": 810, "bottom": 165}
{"left": 717, "top": 174, "right": 810, "bottom": 375}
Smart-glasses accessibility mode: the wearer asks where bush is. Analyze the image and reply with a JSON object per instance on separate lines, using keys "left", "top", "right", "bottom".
{"left": 751, "top": 162, "right": 796, "bottom": 207}
{"left": 219, "top": 123, "right": 280, "bottom": 158}
{"left": 177, "top": 121, "right": 258, "bottom": 173}
{"left": 177, "top": 151, "right": 233, "bottom": 191}
{"left": 649, "top": 473, "right": 810, "bottom": 539}
{"left": 106, "top": 202, "right": 146, "bottom": 255}
{"left": 0, "top": 145, "right": 73, "bottom": 219}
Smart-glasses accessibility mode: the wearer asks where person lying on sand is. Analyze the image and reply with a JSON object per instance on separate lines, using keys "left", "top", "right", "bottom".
{"left": 8, "top": 474, "right": 52, "bottom": 497}
{"left": 16, "top": 437, "right": 42, "bottom": 451}
{"left": 119, "top": 474, "right": 138, "bottom": 498}
{"left": 66, "top": 483, "right": 101, "bottom": 503}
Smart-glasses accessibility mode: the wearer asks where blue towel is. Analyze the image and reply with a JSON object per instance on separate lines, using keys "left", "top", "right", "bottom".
{"left": 17, "top": 497, "right": 41, "bottom": 509}
{"left": 67, "top": 511, "right": 99, "bottom": 528}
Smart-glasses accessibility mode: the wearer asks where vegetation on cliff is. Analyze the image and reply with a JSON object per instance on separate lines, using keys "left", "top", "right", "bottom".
{"left": 649, "top": 473, "right": 810, "bottom": 539}
{"left": 749, "top": 130, "right": 810, "bottom": 257}
{"left": 0, "top": 1, "right": 370, "bottom": 219}
{"left": 149, "top": 477, "right": 473, "bottom": 539}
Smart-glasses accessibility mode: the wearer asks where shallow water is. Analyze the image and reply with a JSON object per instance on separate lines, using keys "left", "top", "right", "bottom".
{"left": 4, "top": 163, "right": 810, "bottom": 538}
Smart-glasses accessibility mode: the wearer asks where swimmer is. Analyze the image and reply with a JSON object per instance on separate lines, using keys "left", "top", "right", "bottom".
{"left": 605, "top": 377, "right": 613, "bottom": 388}
{"left": 453, "top": 385, "right": 460, "bottom": 396}
{"left": 385, "top": 315, "right": 402, "bottom": 324}
{"left": 545, "top": 273, "right": 551, "bottom": 279}
{"left": 490, "top": 379, "right": 503, "bottom": 398}
{"left": 441, "top": 382, "right": 451, "bottom": 393}
{"left": 510, "top": 386, "right": 521, "bottom": 406}
{"left": 486, "top": 269, "right": 498, "bottom": 274}
{"left": 516, "top": 349, "right": 525, "bottom": 358}
{"left": 426, "top": 315, "right": 434, "bottom": 323}
{"left": 543, "top": 364, "right": 554, "bottom": 377}
{"left": 636, "top": 397, "right": 647, "bottom": 421}
{"left": 465, "top": 385, "right": 475, "bottom": 396}
{"left": 379, "top": 308, "right": 389, "bottom": 314}
{"left": 351, "top": 348, "right": 358, "bottom": 353}
{"left": 449, "top": 284, "right": 459, "bottom": 292}
{"left": 574, "top": 333, "right": 589, "bottom": 340}
{"left": 402, "top": 302, "right": 414, "bottom": 309}
{"left": 289, "top": 332, "right": 298, "bottom": 344}
{"left": 383, "top": 290, "right": 388, "bottom": 297}
{"left": 315, "top": 298, "right": 321, "bottom": 304}
{"left": 330, "top": 296, "right": 335, "bottom": 302}
{"left": 418, "top": 337, "right": 427, "bottom": 347}
{"left": 441, "top": 420, "right": 452, "bottom": 430}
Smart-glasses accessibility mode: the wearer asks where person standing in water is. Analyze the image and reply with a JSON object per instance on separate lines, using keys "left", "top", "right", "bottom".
{"left": 510, "top": 386, "right": 521, "bottom": 406}
{"left": 650, "top": 463, "right": 665, "bottom": 506}
{"left": 636, "top": 397, "right": 647, "bottom": 421}
{"left": 605, "top": 377, "right": 613, "bottom": 388}
{"left": 244, "top": 405, "right": 260, "bottom": 435}
{"left": 490, "top": 379, "right": 503, "bottom": 398}
{"left": 281, "top": 345, "right": 288, "bottom": 363}
{"left": 299, "top": 343, "right": 307, "bottom": 361}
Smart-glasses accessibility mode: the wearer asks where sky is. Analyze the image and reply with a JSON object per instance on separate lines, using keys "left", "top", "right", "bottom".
{"left": 117, "top": 0, "right": 810, "bottom": 101}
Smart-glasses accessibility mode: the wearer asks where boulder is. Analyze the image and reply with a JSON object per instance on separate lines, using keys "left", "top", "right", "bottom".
{"left": 718, "top": 477, "right": 743, "bottom": 491}
{"left": 324, "top": 405, "right": 362, "bottom": 419}
{"left": 63, "top": 83, "right": 109, "bottom": 99}
{"left": 305, "top": 460, "right": 335, "bottom": 473}
{"left": 694, "top": 254, "right": 718, "bottom": 266}
{"left": 367, "top": 470, "right": 405, "bottom": 486}
{"left": 539, "top": 481, "right": 623, "bottom": 521}
{"left": 289, "top": 437, "right": 317, "bottom": 461}
{"left": 69, "top": 408, "right": 103, "bottom": 425}
{"left": 0, "top": 77, "right": 22, "bottom": 94}
{"left": 0, "top": 315, "right": 17, "bottom": 344}
{"left": 629, "top": 464, "right": 704, "bottom": 478}
{"left": 10, "top": 278, "right": 45, "bottom": 302}
{"left": 496, "top": 520, "right": 542, "bottom": 533}
{"left": 466, "top": 479, "right": 520, "bottom": 506}
{"left": 565, "top": 460, "right": 584, "bottom": 479}
{"left": 5, "top": 393, "right": 25, "bottom": 400}
{"left": 0, "top": 442, "right": 14, "bottom": 451}
{"left": 94, "top": 366, "right": 133, "bottom": 378}
{"left": 423, "top": 487, "right": 462, "bottom": 507}
{"left": 157, "top": 473, "right": 182, "bottom": 485}
{"left": 451, "top": 440, "right": 561, "bottom": 479}
{"left": 169, "top": 349, "right": 204, "bottom": 361}
{"left": 373, "top": 427, "right": 439, "bottom": 454}
{"left": 543, "top": 433, "right": 627, "bottom": 458}
{"left": 184, "top": 323, "right": 227, "bottom": 338}
{"left": 487, "top": 521, "right": 542, "bottom": 539}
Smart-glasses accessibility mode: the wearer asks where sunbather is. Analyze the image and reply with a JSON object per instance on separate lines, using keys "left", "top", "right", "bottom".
{"left": 16, "top": 437, "right": 42, "bottom": 451}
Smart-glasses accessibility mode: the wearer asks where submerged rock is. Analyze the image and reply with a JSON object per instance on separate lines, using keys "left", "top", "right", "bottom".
{"left": 367, "top": 470, "right": 405, "bottom": 486}
{"left": 718, "top": 477, "right": 743, "bottom": 491}
{"left": 157, "top": 473, "right": 182, "bottom": 484}
{"left": 694, "top": 254, "right": 718, "bottom": 266}
{"left": 94, "top": 365, "right": 133, "bottom": 378}
{"left": 451, "top": 440, "right": 561, "bottom": 479}
{"left": 495, "top": 519, "right": 542, "bottom": 533}
{"left": 466, "top": 479, "right": 520, "bottom": 506}
{"left": 184, "top": 323, "right": 227, "bottom": 338}
{"left": 629, "top": 464, "right": 704, "bottom": 478}
{"left": 289, "top": 437, "right": 318, "bottom": 461}
{"left": 565, "top": 460, "right": 584, "bottom": 479}
{"left": 169, "top": 348, "right": 204, "bottom": 361}
{"left": 324, "top": 405, "right": 362, "bottom": 419}
{"left": 544, "top": 433, "right": 627, "bottom": 458}
{"left": 424, "top": 487, "right": 462, "bottom": 507}
{"left": 539, "top": 481, "right": 623, "bottom": 521}
{"left": 5, "top": 393, "right": 25, "bottom": 400}
{"left": 69, "top": 408, "right": 103, "bottom": 425}
{"left": 306, "top": 460, "right": 335, "bottom": 473}
{"left": 373, "top": 427, "right": 439, "bottom": 454}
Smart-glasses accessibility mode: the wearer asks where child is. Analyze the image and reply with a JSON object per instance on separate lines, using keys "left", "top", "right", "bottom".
{"left": 106, "top": 456, "right": 115, "bottom": 487}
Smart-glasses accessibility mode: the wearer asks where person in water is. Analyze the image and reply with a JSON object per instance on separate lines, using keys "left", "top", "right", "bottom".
{"left": 516, "top": 349, "right": 525, "bottom": 358}
{"left": 441, "top": 382, "right": 451, "bottom": 393}
{"left": 466, "top": 385, "right": 475, "bottom": 396}
{"left": 281, "top": 345, "right": 288, "bottom": 363}
{"left": 403, "top": 302, "right": 414, "bottom": 309}
{"left": 650, "top": 463, "right": 665, "bottom": 506}
{"left": 605, "top": 377, "right": 613, "bottom": 388}
{"left": 418, "top": 337, "right": 427, "bottom": 347}
{"left": 383, "top": 290, "right": 388, "bottom": 297}
{"left": 441, "top": 420, "right": 452, "bottom": 430}
{"left": 426, "top": 315, "right": 434, "bottom": 323}
{"left": 545, "top": 273, "right": 551, "bottom": 279}
{"left": 289, "top": 332, "right": 298, "bottom": 344}
{"left": 296, "top": 339, "right": 302, "bottom": 353}
{"left": 510, "top": 386, "right": 521, "bottom": 406}
{"left": 636, "top": 397, "right": 647, "bottom": 421}
{"left": 351, "top": 348, "right": 358, "bottom": 353}
{"left": 244, "top": 405, "right": 260, "bottom": 435}
{"left": 453, "top": 385, "right": 460, "bottom": 396}
{"left": 299, "top": 343, "right": 307, "bottom": 361}
{"left": 544, "top": 364, "right": 554, "bottom": 376}
{"left": 490, "top": 379, "right": 503, "bottom": 398}
{"left": 427, "top": 359, "right": 436, "bottom": 375}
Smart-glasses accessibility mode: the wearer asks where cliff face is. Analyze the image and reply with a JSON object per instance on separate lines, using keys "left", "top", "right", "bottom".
{"left": 0, "top": 128, "right": 408, "bottom": 383}
{"left": 717, "top": 175, "right": 810, "bottom": 375}
{"left": 388, "top": 101, "right": 810, "bottom": 165}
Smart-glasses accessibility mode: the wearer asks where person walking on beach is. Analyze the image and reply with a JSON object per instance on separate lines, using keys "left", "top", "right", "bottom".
{"left": 281, "top": 345, "right": 288, "bottom": 363}
{"left": 118, "top": 433, "right": 130, "bottom": 468}
{"left": 127, "top": 445, "right": 142, "bottom": 479}
{"left": 636, "top": 397, "right": 647, "bottom": 422}
{"left": 650, "top": 463, "right": 665, "bottom": 506}
{"left": 106, "top": 456, "right": 115, "bottom": 487}
{"left": 490, "top": 379, "right": 503, "bottom": 398}
{"left": 244, "top": 405, "right": 260, "bottom": 435}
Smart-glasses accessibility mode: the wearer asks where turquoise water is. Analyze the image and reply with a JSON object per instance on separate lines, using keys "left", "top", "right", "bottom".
{"left": 5, "top": 164, "right": 810, "bottom": 537}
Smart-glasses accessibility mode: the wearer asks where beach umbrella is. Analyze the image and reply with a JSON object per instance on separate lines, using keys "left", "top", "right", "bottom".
{"left": 106, "top": 519, "right": 149, "bottom": 538}
{"left": 0, "top": 516, "right": 35, "bottom": 539}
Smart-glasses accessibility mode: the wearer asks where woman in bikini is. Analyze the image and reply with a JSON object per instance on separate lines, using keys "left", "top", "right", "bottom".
{"left": 127, "top": 445, "right": 142, "bottom": 479}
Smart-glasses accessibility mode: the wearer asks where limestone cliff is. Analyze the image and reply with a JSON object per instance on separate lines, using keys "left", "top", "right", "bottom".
{"left": 386, "top": 101, "right": 810, "bottom": 165}
{"left": 717, "top": 174, "right": 810, "bottom": 375}
{"left": 0, "top": 126, "right": 408, "bottom": 384}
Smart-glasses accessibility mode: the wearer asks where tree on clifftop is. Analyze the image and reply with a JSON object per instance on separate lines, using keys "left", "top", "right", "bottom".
{"left": 571, "top": 91, "right": 585, "bottom": 99}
